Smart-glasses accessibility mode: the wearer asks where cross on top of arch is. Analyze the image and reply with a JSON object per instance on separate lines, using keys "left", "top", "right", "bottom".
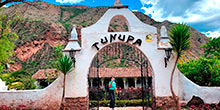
{"left": 113, "top": 0, "right": 123, "bottom": 6}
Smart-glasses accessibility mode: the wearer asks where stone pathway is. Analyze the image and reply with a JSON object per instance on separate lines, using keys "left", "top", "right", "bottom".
{"left": 90, "top": 107, "right": 152, "bottom": 110}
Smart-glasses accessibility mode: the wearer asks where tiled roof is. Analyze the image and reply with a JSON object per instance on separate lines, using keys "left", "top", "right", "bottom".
{"left": 32, "top": 69, "right": 61, "bottom": 79}
{"left": 89, "top": 67, "right": 150, "bottom": 78}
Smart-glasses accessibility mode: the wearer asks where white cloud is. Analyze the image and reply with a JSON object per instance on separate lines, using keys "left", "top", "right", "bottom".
{"left": 132, "top": 10, "right": 138, "bottom": 12}
{"left": 141, "top": 0, "right": 220, "bottom": 23}
{"left": 3, "top": 5, "right": 9, "bottom": 8}
{"left": 56, "top": 0, "right": 84, "bottom": 4}
{"left": 140, "top": 0, "right": 220, "bottom": 37}
{"left": 202, "top": 31, "right": 220, "bottom": 38}
{"left": 140, "top": 0, "right": 157, "bottom": 6}
{"left": 140, "top": 1, "right": 164, "bottom": 21}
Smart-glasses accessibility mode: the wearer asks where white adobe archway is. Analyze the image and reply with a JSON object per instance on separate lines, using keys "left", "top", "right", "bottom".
{"left": 65, "top": 7, "right": 220, "bottom": 109}
{"left": 65, "top": 7, "right": 180, "bottom": 101}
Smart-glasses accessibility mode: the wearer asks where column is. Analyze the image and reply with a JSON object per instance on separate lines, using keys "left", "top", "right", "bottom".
{"left": 101, "top": 78, "right": 104, "bottom": 89}
{"left": 123, "top": 78, "right": 127, "bottom": 89}
{"left": 134, "top": 78, "right": 137, "bottom": 88}
{"left": 90, "top": 79, "right": 93, "bottom": 89}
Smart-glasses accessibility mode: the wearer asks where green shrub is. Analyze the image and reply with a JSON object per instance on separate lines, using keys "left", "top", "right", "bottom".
{"left": 89, "top": 89, "right": 106, "bottom": 100}
{"left": 178, "top": 56, "right": 220, "bottom": 86}
{"left": 0, "top": 70, "right": 36, "bottom": 90}
{"left": 179, "top": 37, "right": 220, "bottom": 86}
{"left": 89, "top": 88, "right": 151, "bottom": 100}
{"left": 89, "top": 99, "right": 145, "bottom": 107}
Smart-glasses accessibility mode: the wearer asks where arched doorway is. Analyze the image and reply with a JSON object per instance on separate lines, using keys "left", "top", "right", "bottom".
{"left": 88, "top": 42, "right": 155, "bottom": 110}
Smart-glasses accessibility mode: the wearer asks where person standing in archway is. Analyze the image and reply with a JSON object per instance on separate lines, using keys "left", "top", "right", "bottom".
{"left": 108, "top": 77, "right": 118, "bottom": 110}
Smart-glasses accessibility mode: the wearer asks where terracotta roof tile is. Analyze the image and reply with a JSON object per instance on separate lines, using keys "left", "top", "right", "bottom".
{"left": 89, "top": 67, "right": 150, "bottom": 78}
{"left": 32, "top": 69, "right": 61, "bottom": 79}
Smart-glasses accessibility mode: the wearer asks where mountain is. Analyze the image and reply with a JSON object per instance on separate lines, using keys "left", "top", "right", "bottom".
{"left": 0, "top": 1, "right": 209, "bottom": 73}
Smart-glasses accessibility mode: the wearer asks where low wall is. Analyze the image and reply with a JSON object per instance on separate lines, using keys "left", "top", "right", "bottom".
{"left": 0, "top": 74, "right": 63, "bottom": 109}
{"left": 180, "top": 73, "right": 220, "bottom": 103}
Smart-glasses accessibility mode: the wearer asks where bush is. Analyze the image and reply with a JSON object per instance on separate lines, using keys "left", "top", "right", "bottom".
{"left": 178, "top": 56, "right": 220, "bottom": 86}
{"left": 118, "top": 88, "right": 144, "bottom": 100}
{"left": 0, "top": 70, "right": 36, "bottom": 90}
{"left": 89, "top": 88, "right": 106, "bottom": 100}
{"left": 89, "top": 88, "right": 151, "bottom": 100}
{"left": 89, "top": 99, "right": 144, "bottom": 107}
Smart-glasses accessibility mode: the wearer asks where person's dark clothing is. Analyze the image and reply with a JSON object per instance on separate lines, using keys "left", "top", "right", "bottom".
{"left": 109, "top": 90, "right": 115, "bottom": 108}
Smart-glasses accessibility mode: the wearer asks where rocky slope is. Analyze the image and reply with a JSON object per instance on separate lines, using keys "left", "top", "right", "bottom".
{"left": 0, "top": 1, "right": 209, "bottom": 73}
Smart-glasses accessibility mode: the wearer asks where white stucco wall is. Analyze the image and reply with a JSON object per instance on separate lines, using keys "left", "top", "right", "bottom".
{"left": 67, "top": 7, "right": 220, "bottom": 104}
{"left": 179, "top": 73, "right": 220, "bottom": 103}
{"left": 0, "top": 74, "right": 63, "bottom": 109}
{"left": 66, "top": 8, "right": 181, "bottom": 98}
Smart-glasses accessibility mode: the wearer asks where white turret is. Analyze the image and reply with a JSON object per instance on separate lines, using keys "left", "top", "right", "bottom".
{"left": 63, "top": 25, "right": 81, "bottom": 56}
{"left": 70, "top": 25, "right": 78, "bottom": 41}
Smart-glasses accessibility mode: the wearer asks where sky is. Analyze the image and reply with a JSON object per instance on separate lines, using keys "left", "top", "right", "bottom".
{"left": 4, "top": 0, "right": 220, "bottom": 38}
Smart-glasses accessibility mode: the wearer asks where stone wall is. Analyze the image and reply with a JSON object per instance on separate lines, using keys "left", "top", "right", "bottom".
{"left": 64, "top": 96, "right": 89, "bottom": 110}
{"left": 156, "top": 96, "right": 176, "bottom": 109}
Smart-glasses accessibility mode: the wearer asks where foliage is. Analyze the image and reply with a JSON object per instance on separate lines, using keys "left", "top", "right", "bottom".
{"left": 57, "top": 55, "right": 73, "bottom": 75}
{"left": 45, "top": 45, "right": 64, "bottom": 69}
{"left": 188, "top": 104, "right": 219, "bottom": 110}
{"left": 0, "top": 14, "right": 19, "bottom": 73}
{"left": 105, "top": 59, "right": 129, "bottom": 68}
{"left": 57, "top": 55, "right": 73, "bottom": 106}
{"left": 89, "top": 88, "right": 105, "bottom": 100}
{"left": 200, "top": 37, "right": 220, "bottom": 59}
{"left": 178, "top": 56, "right": 220, "bottom": 86}
{"left": 0, "top": 0, "right": 24, "bottom": 7}
{"left": 179, "top": 36, "right": 220, "bottom": 86}
{"left": 0, "top": 104, "right": 28, "bottom": 110}
{"left": 89, "top": 88, "right": 150, "bottom": 100}
{"left": 169, "top": 23, "right": 191, "bottom": 110}
{"left": 89, "top": 99, "right": 145, "bottom": 107}
{"left": 0, "top": 70, "right": 36, "bottom": 90}
{"left": 59, "top": 6, "right": 87, "bottom": 35}
{"left": 169, "top": 23, "right": 191, "bottom": 57}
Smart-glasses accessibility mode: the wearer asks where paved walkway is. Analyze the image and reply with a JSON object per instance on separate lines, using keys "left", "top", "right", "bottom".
{"left": 90, "top": 107, "right": 152, "bottom": 110}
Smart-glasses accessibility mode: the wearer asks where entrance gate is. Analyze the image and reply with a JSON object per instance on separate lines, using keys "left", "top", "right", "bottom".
{"left": 89, "top": 42, "right": 154, "bottom": 110}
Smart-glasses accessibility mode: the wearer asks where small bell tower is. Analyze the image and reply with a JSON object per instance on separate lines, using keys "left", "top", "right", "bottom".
{"left": 113, "top": 0, "right": 123, "bottom": 6}
{"left": 111, "top": 0, "right": 128, "bottom": 8}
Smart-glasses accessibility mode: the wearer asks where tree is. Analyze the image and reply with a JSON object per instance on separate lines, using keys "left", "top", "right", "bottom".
{"left": 0, "top": 0, "right": 24, "bottom": 7}
{"left": 0, "top": 14, "right": 18, "bottom": 73}
{"left": 200, "top": 37, "right": 220, "bottom": 59}
{"left": 169, "top": 23, "right": 191, "bottom": 110}
{"left": 0, "top": 0, "right": 41, "bottom": 8}
{"left": 45, "top": 45, "right": 64, "bottom": 69}
{"left": 57, "top": 55, "right": 73, "bottom": 109}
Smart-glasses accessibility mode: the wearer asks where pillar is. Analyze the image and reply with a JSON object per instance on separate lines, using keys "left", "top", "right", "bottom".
{"left": 101, "top": 78, "right": 104, "bottom": 89}
{"left": 90, "top": 79, "right": 93, "bottom": 89}
{"left": 134, "top": 78, "right": 137, "bottom": 88}
{"left": 123, "top": 78, "right": 127, "bottom": 89}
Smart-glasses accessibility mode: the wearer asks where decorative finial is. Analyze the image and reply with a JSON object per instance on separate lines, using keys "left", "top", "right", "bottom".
{"left": 70, "top": 25, "right": 78, "bottom": 41}
{"left": 113, "top": 0, "right": 123, "bottom": 6}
